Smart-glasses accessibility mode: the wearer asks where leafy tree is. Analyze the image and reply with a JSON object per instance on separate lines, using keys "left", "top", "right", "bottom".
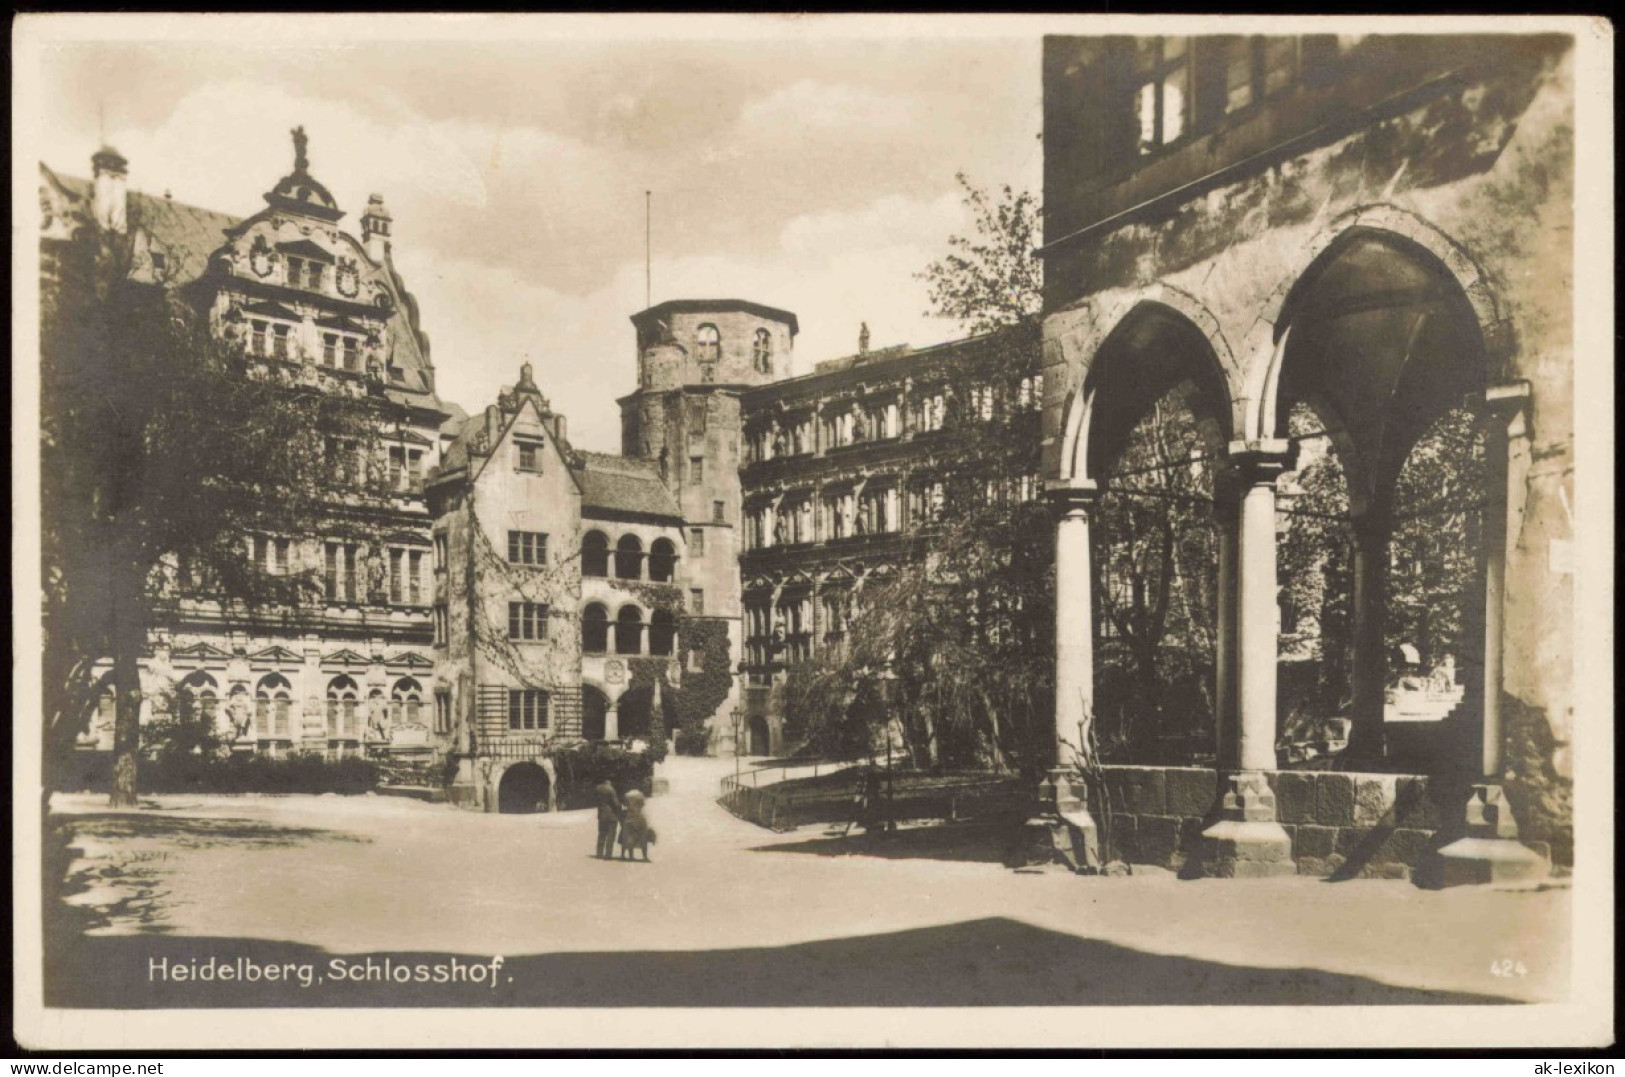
{"left": 916, "top": 173, "right": 1043, "bottom": 335}
{"left": 41, "top": 226, "right": 391, "bottom": 807}
{"left": 784, "top": 321, "right": 1051, "bottom": 774}
{"left": 1091, "top": 398, "right": 1220, "bottom": 763}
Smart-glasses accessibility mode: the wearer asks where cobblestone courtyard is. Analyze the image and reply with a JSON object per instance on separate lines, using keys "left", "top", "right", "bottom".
{"left": 45, "top": 756, "right": 1569, "bottom": 1008}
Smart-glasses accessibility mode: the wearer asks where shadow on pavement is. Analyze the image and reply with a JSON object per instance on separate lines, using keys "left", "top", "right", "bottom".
{"left": 63, "top": 812, "right": 370, "bottom": 849}
{"left": 748, "top": 821, "right": 1012, "bottom": 864}
{"left": 45, "top": 917, "right": 1521, "bottom": 1009}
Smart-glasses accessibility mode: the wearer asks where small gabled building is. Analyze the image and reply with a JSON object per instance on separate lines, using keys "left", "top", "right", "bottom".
{"left": 426, "top": 363, "right": 688, "bottom": 812}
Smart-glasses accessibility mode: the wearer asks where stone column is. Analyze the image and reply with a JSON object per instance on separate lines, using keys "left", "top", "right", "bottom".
{"left": 1048, "top": 483, "right": 1099, "bottom": 768}
{"left": 1199, "top": 444, "right": 1295, "bottom": 877}
{"left": 1418, "top": 383, "right": 1546, "bottom": 887}
{"left": 1235, "top": 446, "right": 1288, "bottom": 773}
{"left": 604, "top": 703, "right": 620, "bottom": 743}
{"left": 1347, "top": 510, "right": 1391, "bottom": 764}
{"left": 1213, "top": 469, "right": 1241, "bottom": 771}
{"left": 1029, "top": 483, "right": 1101, "bottom": 871}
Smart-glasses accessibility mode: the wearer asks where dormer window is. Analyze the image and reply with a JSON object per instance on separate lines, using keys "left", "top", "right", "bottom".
{"left": 516, "top": 440, "right": 542, "bottom": 473}
{"left": 696, "top": 323, "right": 721, "bottom": 365}
{"left": 752, "top": 328, "right": 773, "bottom": 374}
{"left": 286, "top": 256, "right": 304, "bottom": 288}
{"left": 307, "top": 262, "right": 325, "bottom": 292}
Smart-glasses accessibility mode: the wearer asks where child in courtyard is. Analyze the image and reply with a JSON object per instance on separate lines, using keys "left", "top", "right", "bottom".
{"left": 618, "top": 789, "right": 656, "bottom": 862}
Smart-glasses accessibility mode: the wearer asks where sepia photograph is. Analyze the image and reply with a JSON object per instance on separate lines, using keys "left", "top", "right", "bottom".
{"left": 10, "top": 13, "right": 1614, "bottom": 1054}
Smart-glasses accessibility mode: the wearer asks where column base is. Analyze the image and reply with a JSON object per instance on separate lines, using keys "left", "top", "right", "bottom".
{"left": 1195, "top": 772, "right": 1296, "bottom": 878}
{"left": 1009, "top": 769, "right": 1101, "bottom": 873}
{"left": 1414, "top": 784, "right": 1550, "bottom": 889}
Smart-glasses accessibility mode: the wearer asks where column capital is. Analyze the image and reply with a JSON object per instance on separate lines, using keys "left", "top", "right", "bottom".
{"left": 1042, "top": 481, "right": 1100, "bottom": 517}
{"left": 1225, "top": 439, "right": 1294, "bottom": 486}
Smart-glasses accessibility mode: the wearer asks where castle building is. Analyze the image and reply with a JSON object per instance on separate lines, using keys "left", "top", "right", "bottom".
{"left": 41, "top": 132, "right": 457, "bottom": 769}
{"left": 425, "top": 362, "right": 690, "bottom": 811}
{"left": 735, "top": 326, "right": 1044, "bottom": 756}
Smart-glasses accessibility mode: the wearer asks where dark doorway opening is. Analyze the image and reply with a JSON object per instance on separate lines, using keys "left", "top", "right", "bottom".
{"left": 748, "top": 715, "right": 771, "bottom": 756}
{"left": 497, "top": 761, "right": 551, "bottom": 814}
{"left": 582, "top": 686, "right": 609, "bottom": 741}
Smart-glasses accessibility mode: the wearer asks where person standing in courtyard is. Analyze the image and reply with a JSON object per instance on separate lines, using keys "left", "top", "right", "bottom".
{"left": 594, "top": 777, "right": 623, "bottom": 860}
{"left": 618, "top": 788, "right": 655, "bottom": 862}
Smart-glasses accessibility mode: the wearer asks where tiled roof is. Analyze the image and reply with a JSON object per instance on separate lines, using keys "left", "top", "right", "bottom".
{"left": 50, "top": 172, "right": 243, "bottom": 284}
{"left": 573, "top": 451, "right": 682, "bottom": 522}
{"left": 45, "top": 161, "right": 446, "bottom": 419}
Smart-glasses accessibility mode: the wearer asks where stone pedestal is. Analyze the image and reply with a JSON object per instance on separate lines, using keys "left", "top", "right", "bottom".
{"left": 1197, "top": 772, "right": 1295, "bottom": 878}
{"left": 1415, "top": 783, "right": 1550, "bottom": 888}
{"left": 1010, "top": 769, "right": 1101, "bottom": 873}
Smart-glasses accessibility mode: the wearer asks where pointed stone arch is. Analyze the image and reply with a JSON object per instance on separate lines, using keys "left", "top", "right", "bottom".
{"left": 1241, "top": 205, "right": 1510, "bottom": 442}
{"left": 1051, "top": 284, "right": 1238, "bottom": 486}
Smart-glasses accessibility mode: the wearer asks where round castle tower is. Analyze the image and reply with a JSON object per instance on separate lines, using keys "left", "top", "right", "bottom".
{"left": 618, "top": 300, "right": 798, "bottom": 755}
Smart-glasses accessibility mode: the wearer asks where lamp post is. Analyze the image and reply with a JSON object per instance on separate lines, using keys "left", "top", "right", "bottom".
{"left": 877, "top": 664, "right": 899, "bottom": 835}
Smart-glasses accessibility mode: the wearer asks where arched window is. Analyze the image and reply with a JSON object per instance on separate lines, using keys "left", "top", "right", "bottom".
{"left": 581, "top": 530, "right": 610, "bottom": 577}
{"left": 326, "top": 675, "right": 360, "bottom": 740}
{"left": 752, "top": 328, "right": 773, "bottom": 374}
{"left": 582, "top": 603, "right": 610, "bottom": 654}
{"left": 615, "top": 534, "right": 644, "bottom": 580}
{"left": 178, "top": 671, "right": 218, "bottom": 727}
{"left": 255, "top": 673, "right": 293, "bottom": 739}
{"left": 615, "top": 605, "right": 644, "bottom": 655}
{"left": 648, "top": 537, "right": 678, "bottom": 582}
{"left": 392, "top": 677, "right": 423, "bottom": 726}
{"left": 649, "top": 609, "right": 677, "bottom": 656}
{"left": 696, "top": 324, "right": 721, "bottom": 365}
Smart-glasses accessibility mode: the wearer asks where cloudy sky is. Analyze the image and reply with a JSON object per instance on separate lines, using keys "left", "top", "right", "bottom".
{"left": 35, "top": 18, "right": 1042, "bottom": 450}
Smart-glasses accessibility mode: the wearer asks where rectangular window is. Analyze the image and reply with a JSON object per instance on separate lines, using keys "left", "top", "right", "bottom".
{"left": 308, "top": 263, "right": 325, "bottom": 292}
{"left": 409, "top": 550, "right": 423, "bottom": 604}
{"left": 517, "top": 441, "right": 542, "bottom": 472}
{"left": 434, "top": 533, "right": 448, "bottom": 574}
{"left": 508, "top": 601, "right": 547, "bottom": 641}
{"left": 325, "top": 543, "right": 338, "bottom": 600}
{"left": 1134, "top": 37, "right": 1191, "bottom": 155}
{"left": 689, "top": 456, "right": 704, "bottom": 484}
{"left": 273, "top": 537, "right": 290, "bottom": 575}
{"left": 507, "top": 689, "right": 549, "bottom": 732}
{"left": 507, "top": 531, "right": 547, "bottom": 565}
{"left": 688, "top": 397, "right": 707, "bottom": 434}
{"left": 343, "top": 337, "right": 359, "bottom": 372}
{"left": 433, "top": 603, "right": 448, "bottom": 646}
{"left": 344, "top": 544, "right": 357, "bottom": 603}
{"left": 251, "top": 320, "right": 268, "bottom": 357}
{"left": 688, "top": 528, "right": 705, "bottom": 555}
{"left": 434, "top": 692, "right": 451, "bottom": 734}
{"left": 286, "top": 257, "right": 303, "bottom": 286}
{"left": 407, "top": 450, "right": 424, "bottom": 493}
{"left": 388, "top": 446, "right": 405, "bottom": 491}
{"left": 272, "top": 324, "right": 291, "bottom": 360}
{"left": 1262, "top": 36, "right": 1298, "bottom": 96}
{"left": 322, "top": 333, "right": 338, "bottom": 367}
{"left": 389, "top": 549, "right": 404, "bottom": 604}
{"left": 712, "top": 500, "right": 725, "bottom": 523}
{"left": 690, "top": 589, "right": 705, "bottom": 615}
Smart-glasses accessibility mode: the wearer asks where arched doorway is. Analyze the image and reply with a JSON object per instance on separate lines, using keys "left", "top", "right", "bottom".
{"left": 497, "top": 761, "right": 551, "bottom": 814}
{"left": 748, "top": 715, "right": 771, "bottom": 756}
{"left": 581, "top": 685, "right": 609, "bottom": 741}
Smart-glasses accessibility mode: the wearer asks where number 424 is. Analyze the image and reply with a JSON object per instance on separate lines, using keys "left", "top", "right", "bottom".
{"left": 1490, "top": 959, "right": 1528, "bottom": 978}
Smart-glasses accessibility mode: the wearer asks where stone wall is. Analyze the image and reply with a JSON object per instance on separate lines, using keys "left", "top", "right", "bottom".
{"left": 1091, "top": 765, "right": 1537, "bottom": 880}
